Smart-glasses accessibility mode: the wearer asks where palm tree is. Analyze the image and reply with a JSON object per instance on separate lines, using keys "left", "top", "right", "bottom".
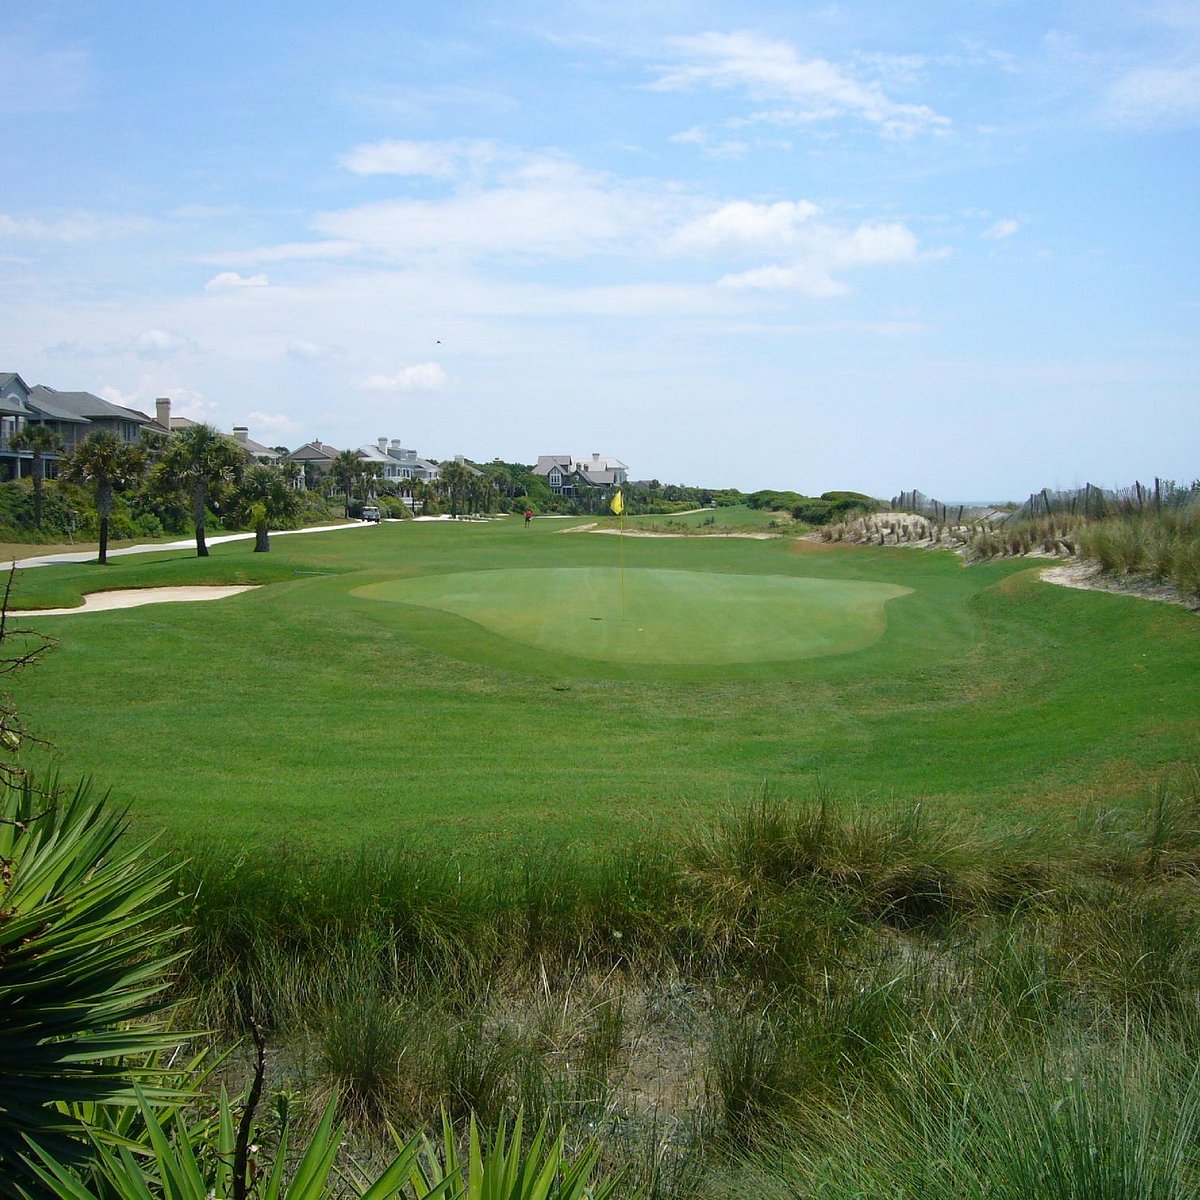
{"left": 438, "top": 460, "right": 472, "bottom": 518}
{"left": 61, "top": 432, "right": 146, "bottom": 565}
{"left": 328, "top": 450, "right": 361, "bottom": 517}
{"left": 235, "top": 465, "right": 301, "bottom": 552}
{"left": 157, "top": 424, "right": 246, "bottom": 557}
{"left": 10, "top": 423, "right": 63, "bottom": 529}
{"left": 355, "top": 461, "right": 383, "bottom": 501}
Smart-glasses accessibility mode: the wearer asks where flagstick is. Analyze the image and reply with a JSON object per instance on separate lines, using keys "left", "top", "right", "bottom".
{"left": 619, "top": 508, "right": 627, "bottom": 621}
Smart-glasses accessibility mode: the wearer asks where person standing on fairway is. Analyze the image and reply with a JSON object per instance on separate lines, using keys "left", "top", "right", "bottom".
{"left": 524, "top": 507, "right": 533, "bottom": 526}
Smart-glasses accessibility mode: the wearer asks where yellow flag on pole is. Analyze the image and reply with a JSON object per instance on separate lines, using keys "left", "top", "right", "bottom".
{"left": 610, "top": 488, "right": 625, "bottom": 516}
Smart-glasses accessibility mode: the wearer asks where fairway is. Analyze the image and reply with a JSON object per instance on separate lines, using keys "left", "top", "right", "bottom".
{"left": 10, "top": 516, "right": 1199, "bottom": 852}
{"left": 354, "top": 567, "right": 911, "bottom": 664}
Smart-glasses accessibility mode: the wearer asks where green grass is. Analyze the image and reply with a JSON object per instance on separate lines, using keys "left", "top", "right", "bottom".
{"left": 618, "top": 503, "right": 788, "bottom": 531}
{"left": 354, "top": 567, "right": 910, "bottom": 664}
{"left": 11, "top": 517, "right": 1199, "bottom": 850}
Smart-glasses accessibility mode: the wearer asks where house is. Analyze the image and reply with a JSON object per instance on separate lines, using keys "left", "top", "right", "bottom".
{"left": 0, "top": 373, "right": 151, "bottom": 480}
{"left": 28, "top": 386, "right": 149, "bottom": 445}
{"left": 284, "top": 440, "right": 341, "bottom": 489}
{"left": 533, "top": 453, "right": 628, "bottom": 497}
{"left": 354, "top": 438, "right": 442, "bottom": 484}
{"left": 232, "top": 427, "right": 282, "bottom": 465}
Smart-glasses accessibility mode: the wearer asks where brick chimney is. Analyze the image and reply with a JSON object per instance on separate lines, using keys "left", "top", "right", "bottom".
{"left": 155, "top": 397, "right": 171, "bottom": 428}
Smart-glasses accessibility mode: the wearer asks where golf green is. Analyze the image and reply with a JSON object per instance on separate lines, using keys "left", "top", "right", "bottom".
{"left": 353, "top": 567, "right": 911, "bottom": 664}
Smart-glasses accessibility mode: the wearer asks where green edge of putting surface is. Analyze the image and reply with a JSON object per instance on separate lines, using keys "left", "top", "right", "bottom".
{"left": 353, "top": 567, "right": 912, "bottom": 665}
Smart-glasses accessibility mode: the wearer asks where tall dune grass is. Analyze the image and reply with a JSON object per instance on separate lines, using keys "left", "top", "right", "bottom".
{"left": 155, "top": 772, "right": 1200, "bottom": 1194}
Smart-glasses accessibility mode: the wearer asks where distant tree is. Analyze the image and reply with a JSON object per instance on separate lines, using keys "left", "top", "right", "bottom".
{"left": 9, "top": 424, "right": 63, "bottom": 529}
{"left": 355, "top": 461, "right": 383, "bottom": 501}
{"left": 234, "top": 465, "right": 301, "bottom": 552}
{"left": 138, "top": 429, "right": 171, "bottom": 461}
{"left": 438, "top": 460, "right": 472, "bottom": 518}
{"left": 62, "top": 431, "right": 146, "bottom": 564}
{"left": 156, "top": 423, "right": 245, "bottom": 557}
{"left": 328, "top": 450, "right": 362, "bottom": 516}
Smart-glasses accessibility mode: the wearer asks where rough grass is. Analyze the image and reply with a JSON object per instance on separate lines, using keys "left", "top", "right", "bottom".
{"left": 160, "top": 774, "right": 1200, "bottom": 1194}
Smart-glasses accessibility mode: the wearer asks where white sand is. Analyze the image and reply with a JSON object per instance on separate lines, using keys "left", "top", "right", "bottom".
{"left": 1040, "top": 563, "right": 1197, "bottom": 610}
{"left": 9, "top": 585, "right": 259, "bottom": 618}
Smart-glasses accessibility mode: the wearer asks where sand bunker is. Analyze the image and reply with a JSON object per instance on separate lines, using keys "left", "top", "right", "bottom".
{"left": 9, "top": 585, "right": 259, "bottom": 618}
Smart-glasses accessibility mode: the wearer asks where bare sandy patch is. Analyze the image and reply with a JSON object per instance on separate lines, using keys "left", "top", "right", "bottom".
{"left": 1040, "top": 562, "right": 1197, "bottom": 610}
{"left": 9, "top": 585, "right": 260, "bottom": 618}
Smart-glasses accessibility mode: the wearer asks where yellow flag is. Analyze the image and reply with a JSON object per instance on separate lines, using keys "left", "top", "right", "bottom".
{"left": 610, "top": 488, "right": 625, "bottom": 516}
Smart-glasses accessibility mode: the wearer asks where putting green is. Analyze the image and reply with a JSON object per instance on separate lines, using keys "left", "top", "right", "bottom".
{"left": 354, "top": 567, "right": 911, "bottom": 665}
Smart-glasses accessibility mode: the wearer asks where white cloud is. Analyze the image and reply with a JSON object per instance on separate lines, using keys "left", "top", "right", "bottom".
{"left": 340, "top": 138, "right": 495, "bottom": 178}
{"left": 668, "top": 126, "right": 750, "bottom": 159}
{"left": 287, "top": 338, "right": 342, "bottom": 361}
{"left": 0, "top": 211, "right": 154, "bottom": 242}
{"left": 718, "top": 264, "right": 850, "bottom": 297}
{"left": 201, "top": 240, "right": 358, "bottom": 266}
{"left": 204, "top": 271, "right": 270, "bottom": 290}
{"left": 315, "top": 156, "right": 679, "bottom": 260}
{"left": 246, "top": 410, "right": 300, "bottom": 433}
{"left": 98, "top": 386, "right": 141, "bottom": 409}
{"left": 829, "top": 222, "right": 919, "bottom": 266}
{"left": 134, "top": 329, "right": 200, "bottom": 360}
{"left": 670, "top": 200, "right": 821, "bottom": 255}
{"left": 360, "top": 362, "right": 448, "bottom": 392}
{"left": 983, "top": 219, "right": 1020, "bottom": 240}
{"left": 173, "top": 395, "right": 219, "bottom": 420}
{"left": 0, "top": 37, "right": 91, "bottom": 114}
{"left": 1106, "top": 63, "right": 1200, "bottom": 127}
{"left": 714, "top": 220, "right": 921, "bottom": 296}
{"left": 650, "top": 31, "right": 951, "bottom": 138}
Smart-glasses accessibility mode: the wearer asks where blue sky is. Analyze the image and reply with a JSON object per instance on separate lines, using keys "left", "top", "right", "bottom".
{"left": 3, "top": 1, "right": 1197, "bottom": 497}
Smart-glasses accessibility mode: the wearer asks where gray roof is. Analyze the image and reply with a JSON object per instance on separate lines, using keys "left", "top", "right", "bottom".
{"left": 30, "top": 386, "right": 148, "bottom": 424}
{"left": 25, "top": 392, "right": 91, "bottom": 424}
{"left": 240, "top": 436, "right": 279, "bottom": 458}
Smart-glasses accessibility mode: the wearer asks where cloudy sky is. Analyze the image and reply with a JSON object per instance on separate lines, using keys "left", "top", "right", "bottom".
{"left": 4, "top": 1, "right": 1197, "bottom": 498}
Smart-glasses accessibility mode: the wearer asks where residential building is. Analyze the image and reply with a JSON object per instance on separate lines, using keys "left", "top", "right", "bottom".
{"left": 0, "top": 373, "right": 151, "bottom": 480}
{"left": 232, "top": 427, "right": 282, "bottom": 465}
{"left": 285, "top": 439, "right": 341, "bottom": 489}
{"left": 533, "top": 453, "right": 628, "bottom": 497}
{"left": 354, "top": 438, "right": 442, "bottom": 484}
{"left": 29, "top": 386, "right": 149, "bottom": 445}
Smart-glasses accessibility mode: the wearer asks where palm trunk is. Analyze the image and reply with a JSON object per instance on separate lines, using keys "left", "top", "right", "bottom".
{"left": 193, "top": 484, "right": 208, "bottom": 557}
{"left": 254, "top": 521, "right": 270, "bottom": 552}
{"left": 32, "top": 460, "right": 44, "bottom": 528}
{"left": 97, "top": 486, "right": 112, "bottom": 565}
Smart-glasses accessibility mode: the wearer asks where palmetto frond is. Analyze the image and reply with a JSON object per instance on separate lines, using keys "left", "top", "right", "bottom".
{"left": 0, "top": 776, "right": 186, "bottom": 1189}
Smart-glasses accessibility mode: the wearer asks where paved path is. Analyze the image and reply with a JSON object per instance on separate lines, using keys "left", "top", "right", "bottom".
{"left": 10, "top": 522, "right": 367, "bottom": 569}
